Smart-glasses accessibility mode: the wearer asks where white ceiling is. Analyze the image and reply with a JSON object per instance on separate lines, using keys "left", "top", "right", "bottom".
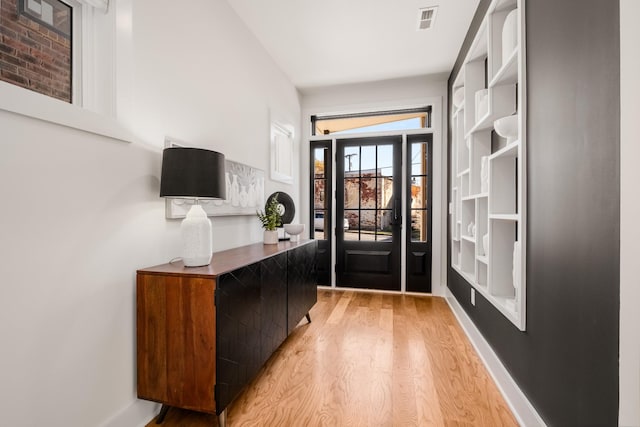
{"left": 226, "top": 0, "right": 480, "bottom": 90}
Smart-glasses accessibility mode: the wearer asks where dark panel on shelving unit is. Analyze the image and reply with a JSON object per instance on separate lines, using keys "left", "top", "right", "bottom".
{"left": 447, "top": 0, "right": 620, "bottom": 425}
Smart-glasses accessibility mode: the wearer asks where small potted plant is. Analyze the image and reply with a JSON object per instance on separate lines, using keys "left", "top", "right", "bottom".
{"left": 257, "top": 194, "right": 282, "bottom": 244}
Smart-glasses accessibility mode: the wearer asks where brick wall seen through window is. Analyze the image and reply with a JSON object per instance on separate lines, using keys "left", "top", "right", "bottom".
{"left": 0, "top": 0, "right": 72, "bottom": 103}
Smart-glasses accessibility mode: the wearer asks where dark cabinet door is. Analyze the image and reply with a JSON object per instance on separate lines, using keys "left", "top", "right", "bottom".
{"left": 260, "top": 252, "right": 288, "bottom": 365}
{"left": 287, "top": 242, "right": 318, "bottom": 334}
{"left": 215, "top": 263, "right": 261, "bottom": 414}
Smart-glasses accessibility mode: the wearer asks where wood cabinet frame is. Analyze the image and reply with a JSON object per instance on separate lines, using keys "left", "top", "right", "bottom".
{"left": 136, "top": 240, "right": 317, "bottom": 425}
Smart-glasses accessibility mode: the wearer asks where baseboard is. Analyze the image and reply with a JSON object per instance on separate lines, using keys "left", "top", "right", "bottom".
{"left": 97, "top": 399, "right": 159, "bottom": 427}
{"left": 445, "top": 289, "right": 547, "bottom": 427}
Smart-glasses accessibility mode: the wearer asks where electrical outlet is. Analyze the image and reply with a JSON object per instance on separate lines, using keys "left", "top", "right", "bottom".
{"left": 471, "top": 288, "right": 476, "bottom": 306}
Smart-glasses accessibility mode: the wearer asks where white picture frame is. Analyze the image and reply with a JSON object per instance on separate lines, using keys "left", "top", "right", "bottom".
{"left": 164, "top": 138, "right": 265, "bottom": 218}
{"left": 270, "top": 122, "right": 294, "bottom": 184}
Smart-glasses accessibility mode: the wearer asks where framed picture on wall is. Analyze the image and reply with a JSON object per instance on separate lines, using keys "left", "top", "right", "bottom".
{"left": 270, "top": 122, "right": 294, "bottom": 184}
{"left": 164, "top": 138, "right": 265, "bottom": 218}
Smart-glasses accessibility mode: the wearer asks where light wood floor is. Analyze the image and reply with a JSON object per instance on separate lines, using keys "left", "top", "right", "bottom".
{"left": 145, "top": 289, "right": 517, "bottom": 427}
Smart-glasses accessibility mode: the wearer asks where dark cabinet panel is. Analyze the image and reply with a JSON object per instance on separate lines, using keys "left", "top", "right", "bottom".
{"left": 287, "top": 241, "right": 317, "bottom": 334}
{"left": 260, "top": 252, "right": 288, "bottom": 365}
{"left": 216, "top": 263, "right": 262, "bottom": 413}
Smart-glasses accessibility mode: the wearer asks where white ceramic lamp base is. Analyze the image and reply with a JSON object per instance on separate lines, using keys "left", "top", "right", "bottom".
{"left": 181, "top": 204, "right": 212, "bottom": 267}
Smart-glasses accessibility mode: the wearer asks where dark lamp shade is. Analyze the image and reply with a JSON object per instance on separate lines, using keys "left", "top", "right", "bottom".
{"left": 160, "top": 147, "right": 226, "bottom": 199}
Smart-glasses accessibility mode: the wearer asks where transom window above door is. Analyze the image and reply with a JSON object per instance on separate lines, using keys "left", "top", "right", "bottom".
{"left": 311, "top": 107, "right": 431, "bottom": 136}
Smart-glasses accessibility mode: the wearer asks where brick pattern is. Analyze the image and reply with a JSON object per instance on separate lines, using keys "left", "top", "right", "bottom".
{"left": 0, "top": 0, "right": 71, "bottom": 103}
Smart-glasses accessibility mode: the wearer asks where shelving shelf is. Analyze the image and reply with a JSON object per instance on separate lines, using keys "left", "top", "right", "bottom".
{"left": 449, "top": 0, "right": 526, "bottom": 331}
{"left": 489, "top": 47, "right": 518, "bottom": 87}
{"left": 490, "top": 140, "right": 519, "bottom": 160}
{"left": 490, "top": 213, "right": 519, "bottom": 221}
{"left": 461, "top": 235, "right": 476, "bottom": 243}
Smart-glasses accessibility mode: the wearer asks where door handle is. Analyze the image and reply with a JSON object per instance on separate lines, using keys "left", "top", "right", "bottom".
{"left": 393, "top": 199, "right": 401, "bottom": 224}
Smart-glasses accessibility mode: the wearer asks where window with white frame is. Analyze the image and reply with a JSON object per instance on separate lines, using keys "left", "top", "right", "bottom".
{"left": 1, "top": 0, "right": 111, "bottom": 105}
{"left": 0, "top": 0, "right": 129, "bottom": 140}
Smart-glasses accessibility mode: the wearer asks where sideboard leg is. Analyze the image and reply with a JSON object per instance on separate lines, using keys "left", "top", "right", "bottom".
{"left": 218, "top": 409, "right": 227, "bottom": 427}
{"left": 155, "top": 404, "right": 170, "bottom": 424}
{"left": 305, "top": 313, "right": 311, "bottom": 323}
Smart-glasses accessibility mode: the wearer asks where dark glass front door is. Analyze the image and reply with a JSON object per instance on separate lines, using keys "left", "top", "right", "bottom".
{"left": 335, "top": 136, "right": 402, "bottom": 290}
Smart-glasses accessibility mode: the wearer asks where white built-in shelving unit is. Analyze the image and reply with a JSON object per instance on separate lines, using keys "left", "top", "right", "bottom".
{"left": 450, "top": 0, "right": 527, "bottom": 330}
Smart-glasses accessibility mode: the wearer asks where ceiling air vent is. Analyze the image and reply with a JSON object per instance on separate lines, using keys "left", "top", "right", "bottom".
{"left": 417, "top": 6, "right": 438, "bottom": 30}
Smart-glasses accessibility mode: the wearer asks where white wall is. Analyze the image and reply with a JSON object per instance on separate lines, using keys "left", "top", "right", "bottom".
{"left": 300, "top": 74, "right": 449, "bottom": 295}
{"left": 619, "top": 0, "right": 640, "bottom": 424}
{"left": 131, "top": 0, "right": 302, "bottom": 243}
{"left": 0, "top": 0, "right": 300, "bottom": 426}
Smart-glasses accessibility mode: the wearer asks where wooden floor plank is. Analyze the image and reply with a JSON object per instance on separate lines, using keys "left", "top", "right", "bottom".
{"left": 145, "top": 289, "right": 517, "bottom": 427}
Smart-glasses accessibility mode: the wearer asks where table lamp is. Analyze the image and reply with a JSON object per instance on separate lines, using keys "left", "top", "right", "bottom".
{"left": 160, "top": 147, "right": 226, "bottom": 267}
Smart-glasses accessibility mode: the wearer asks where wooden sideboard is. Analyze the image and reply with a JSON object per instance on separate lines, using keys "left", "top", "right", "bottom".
{"left": 136, "top": 240, "right": 317, "bottom": 426}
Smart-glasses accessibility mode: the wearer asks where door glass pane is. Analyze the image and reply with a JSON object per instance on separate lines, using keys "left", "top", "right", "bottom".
{"left": 360, "top": 210, "right": 376, "bottom": 237}
{"left": 313, "top": 148, "right": 326, "bottom": 178}
{"left": 314, "top": 210, "right": 329, "bottom": 240}
{"left": 378, "top": 145, "right": 393, "bottom": 177}
{"left": 344, "top": 178, "right": 360, "bottom": 209}
{"left": 344, "top": 210, "right": 359, "bottom": 240}
{"left": 360, "top": 176, "right": 377, "bottom": 209}
{"left": 411, "top": 209, "right": 428, "bottom": 242}
{"left": 314, "top": 180, "right": 325, "bottom": 209}
{"left": 376, "top": 210, "right": 393, "bottom": 242}
{"left": 410, "top": 176, "right": 425, "bottom": 209}
{"left": 411, "top": 142, "right": 428, "bottom": 175}
{"left": 377, "top": 177, "right": 394, "bottom": 209}
{"left": 360, "top": 145, "right": 376, "bottom": 172}
{"left": 344, "top": 146, "right": 359, "bottom": 172}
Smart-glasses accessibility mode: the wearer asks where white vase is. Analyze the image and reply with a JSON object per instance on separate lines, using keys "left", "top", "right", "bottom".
{"left": 453, "top": 86, "right": 464, "bottom": 108}
{"left": 482, "top": 233, "right": 489, "bottom": 256}
{"left": 284, "top": 223, "right": 305, "bottom": 242}
{"left": 263, "top": 230, "right": 279, "bottom": 245}
{"left": 502, "top": 9, "right": 518, "bottom": 65}
{"left": 480, "top": 156, "right": 489, "bottom": 193}
{"left": 475, "top": 89, "right": 489, "bottom": 123}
